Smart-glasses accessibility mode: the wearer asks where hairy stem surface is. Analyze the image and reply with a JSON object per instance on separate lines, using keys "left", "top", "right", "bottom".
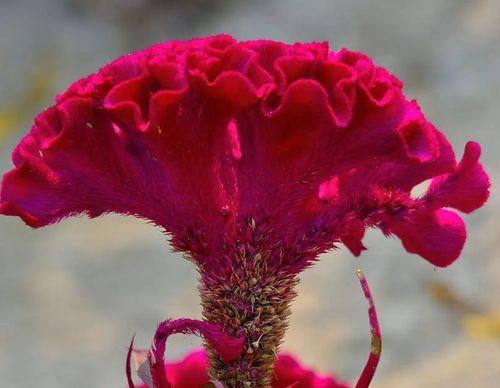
{"left": 200, "top": 253, "right": 297, "bottom": 387}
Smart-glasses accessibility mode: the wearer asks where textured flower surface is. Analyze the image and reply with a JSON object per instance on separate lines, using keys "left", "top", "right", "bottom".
{"left": 0, "top": 34, "right": 489, "bottom": 387}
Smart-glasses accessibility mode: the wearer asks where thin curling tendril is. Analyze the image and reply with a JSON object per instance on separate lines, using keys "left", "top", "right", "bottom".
{"left": 355, "top": 269, "right": 381, "bottom": 388}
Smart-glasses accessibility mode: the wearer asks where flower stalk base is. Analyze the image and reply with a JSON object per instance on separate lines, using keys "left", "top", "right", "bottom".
{"left": 200, "top": 255, "right": 298, "bottom": 387}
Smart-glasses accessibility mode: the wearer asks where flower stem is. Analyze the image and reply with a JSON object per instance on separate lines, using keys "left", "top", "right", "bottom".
{"left": 200, "top": 257, "right": 297, "bottom": 387}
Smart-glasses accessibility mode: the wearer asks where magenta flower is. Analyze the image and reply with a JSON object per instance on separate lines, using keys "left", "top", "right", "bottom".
{"left": 131, "top": 349, "right": 350, "bottom": 388}
{"left": 0, "top": 35, "right": 489, "bottom": 387}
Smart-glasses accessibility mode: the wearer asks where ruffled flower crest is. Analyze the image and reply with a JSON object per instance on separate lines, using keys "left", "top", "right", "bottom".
{"left": 0, "top": 35, "right": 489, "bottom": 269}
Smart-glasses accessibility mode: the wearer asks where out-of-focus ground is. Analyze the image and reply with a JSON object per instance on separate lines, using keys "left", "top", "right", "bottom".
{"left": 0, "top": 0, "right": 499, "bottom": 387}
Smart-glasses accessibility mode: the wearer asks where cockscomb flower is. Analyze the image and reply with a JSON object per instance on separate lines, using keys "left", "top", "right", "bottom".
{"left": 0, "top": 35, "right": 489, "bottom": 387}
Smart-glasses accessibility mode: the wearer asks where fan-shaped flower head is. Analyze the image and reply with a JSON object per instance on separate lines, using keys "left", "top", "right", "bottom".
{"left": 0, "top": 35, "right": 489, "bottom": 387}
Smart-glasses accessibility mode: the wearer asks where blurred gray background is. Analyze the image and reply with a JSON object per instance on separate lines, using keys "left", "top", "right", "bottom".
{"left": 0, "top": 0, "right": 499, "bottom": 387}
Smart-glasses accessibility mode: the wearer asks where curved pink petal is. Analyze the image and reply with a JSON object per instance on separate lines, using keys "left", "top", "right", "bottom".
{"left": 388, "top": 208, "right": 466, "bottom": 267}
{"left": 164, "top": 351, "right": 210, "bottom": 388}
{"left": 126, "top": 318, "right": 244, "bottom": 388}
{"left": 149, "top": 319, "right": 244, "bottom": 387}
{"left": 272, "top": 354, "right": 349, "bottom": 388}
{"left": 425, "top": 142, "right": 490, "bottom": 213}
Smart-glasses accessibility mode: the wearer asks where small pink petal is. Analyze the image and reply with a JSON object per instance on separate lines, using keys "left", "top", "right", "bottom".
{"left": 425, "top": 141, "right": 490, "bottom": 213}
{"left": 389, "top": 208, "right": 466, "bottom": 267}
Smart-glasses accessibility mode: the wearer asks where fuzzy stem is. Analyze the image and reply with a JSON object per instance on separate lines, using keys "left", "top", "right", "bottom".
{"left": 200, "top": 257, "right": 297, "bottom": 387}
